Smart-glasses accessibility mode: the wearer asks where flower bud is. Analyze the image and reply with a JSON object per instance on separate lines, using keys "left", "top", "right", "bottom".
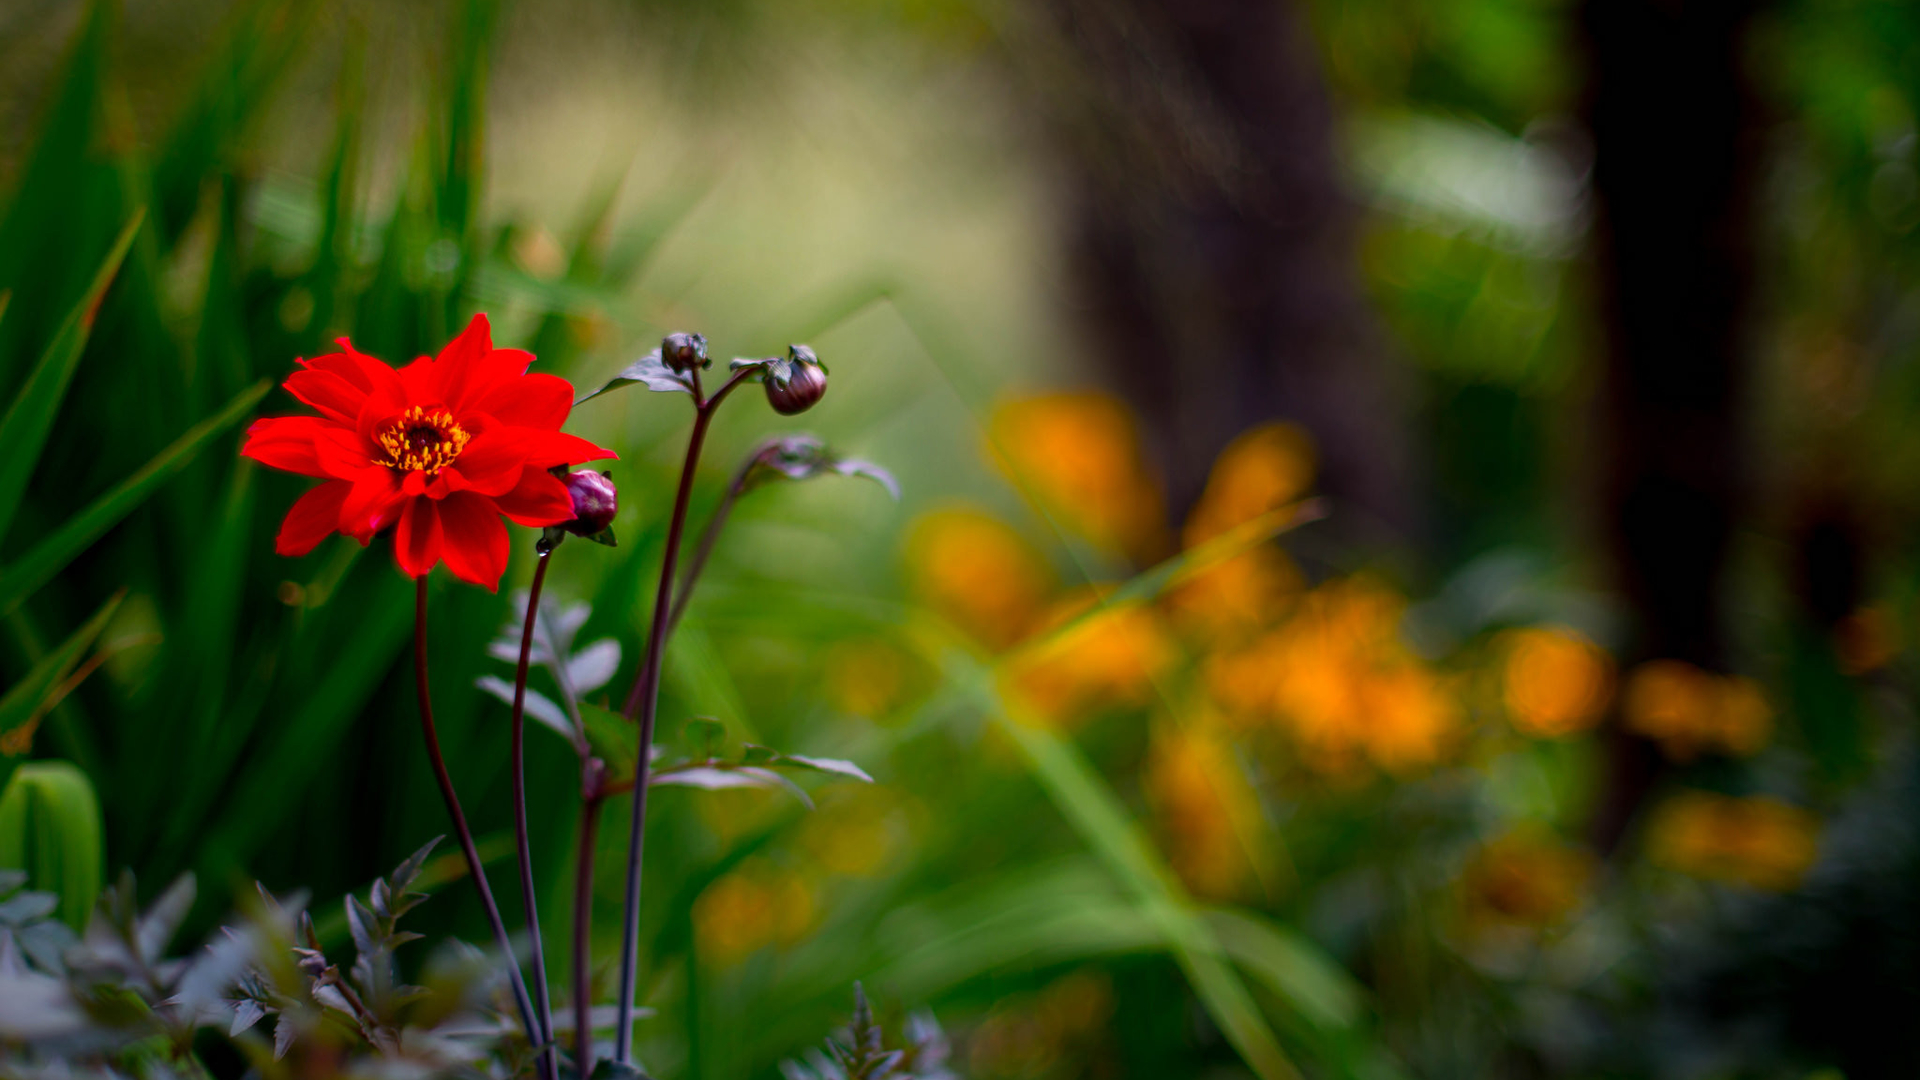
{"left": 561, "top": 470, "right": 618, "bottom": 537}
{"left": 765, "top": 347, "right": 828, "bottom": 415}
{"left": 661, "top": 331, "right": 709, "bottom": 373}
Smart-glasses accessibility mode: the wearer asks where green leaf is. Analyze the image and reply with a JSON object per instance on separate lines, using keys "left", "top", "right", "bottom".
{"left": 580, "top": 701, "right": 639, "bottom": 782}
{"left": 0, "top": 762, "right": 105, "bottom": 930}
{"left": 0, "top": 592, "right": 124, "bottom": 794}
{"left": 1203, "top": 907, "right": 1362, "bottom": 1033}
{"left": 0, "top": 378, "right": 269, "bottom": 616}
{"left": 0, "top": 210, "right": 144, "bottom": 548}
{"left": 684, "top": 717, "right": 726, "bottom": 758}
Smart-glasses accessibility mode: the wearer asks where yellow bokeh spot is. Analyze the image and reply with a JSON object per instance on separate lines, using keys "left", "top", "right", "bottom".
{"left": 1143, "top": 719, "right": 1269, "bottom": 901}
{"left": 823, "top": 638, "right": 911, "bottom": 719}
{"left": 1167, "top": 546, "right": 1303, "bottom": 644}
{"left": 692, "top": 859, "right": 817, "bottom": 967}
{"left": 1502, "top": 626, "right": 1614, "bottom": 739}
{"left": 1460, "top": 831, "right": 1594, "bottom": 928}
{"left": 1003, "top": 589, "right": 1176, "bottom": 726}
{"left": 1647, "top": 792, "right": 1820, "bottom": 891}
{"left": 1835, "top": 604, "right": 1900, "bottom": 675}
{"left": 1206, "top": 577, "right": 1456, "bottom": 777}
{"left": 987, "top": 392, "right": 1168, "bottom": 563}
{"left": 797, "top": 786, "right": 911, "bottom": 878}
{"left": 1623, "top": 660, "right": 1772, "bottom": 760}
{"left": 904, "top": 507, "right": 1054, "bottom": 650}
{"left": 1183, "top": 423, "right": 1316, "bottom": 548}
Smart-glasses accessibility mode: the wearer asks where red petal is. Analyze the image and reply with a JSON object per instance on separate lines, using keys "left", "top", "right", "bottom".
{"left": 433, "top": 314, "right": 494, "bottom": 408}
{"left": 394, "top": 497, "right": 444, "bottom": 578}
{"left": 518, "top": 429, "right": 617, "bottom": 469}
{"left": 436, "top": 490, "right": 510, "bottom": 590}
{"left": 313, "top": 424, "right": 376, "bottom": 479}
{"left": 441, "top": 428, "right": 526, "bottom": 496}
{"left": 275, "top": 480, "right": 352, "bottom": 556}
{"left": 397, "top": 355, "right": 439, "bottom": 405}
{"left": 464, "top": 372, "right": 573, "bottom": 430}
{"left": 283, "top": 368, "right": 367, "bottom": 424}
{"left": 340, "top": 469, "right": 405, "bottom": 540}
{"left": 302, "top": 343, "right": 398, "bottom": 394}
{"left": 493, "top": 467, "right": 574, "bottom": 526}
{"left": 241, "top": 417, "right": 335, "bottom": 478}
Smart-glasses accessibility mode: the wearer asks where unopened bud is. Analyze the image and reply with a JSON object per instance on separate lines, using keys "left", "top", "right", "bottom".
{"left": 561, "top": 470, "right": 618, "bottom": 537}
{"left": 765, "top": 345, "right": 828, "bottom": 415}
{"left": 661, "top": 332, "right": 709, "bottom": 373}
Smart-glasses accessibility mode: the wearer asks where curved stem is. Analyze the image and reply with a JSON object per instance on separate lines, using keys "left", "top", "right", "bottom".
{"left": 511, "top": 553, "right": 559, "bottom": 1080}
{"left": 665, "top": 469, "right": 746, "bottom": 636}
{"left": 573, "top": 788, "right": 605, "bottom": 1073}
{"left": 612, "top": 403, "right": 716, "bottom": 1064}
{"left": 412, "top": 578, "right": 540, "bottom": 1051}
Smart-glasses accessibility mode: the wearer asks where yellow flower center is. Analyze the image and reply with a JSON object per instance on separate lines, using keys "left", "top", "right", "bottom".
{"left": 376, "top": 406, "right": 471, "bottom": 474}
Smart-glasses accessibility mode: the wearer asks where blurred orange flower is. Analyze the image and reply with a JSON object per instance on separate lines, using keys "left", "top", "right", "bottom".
{"left": 1461, "top": 831, "right": 1594, "bottom": 928}
{"left": 1501, "top": 626, "right": 1614, "bottom": 739}
{"left": 693, "top": 859, "right": 816, "bottom": 966}
{"left": 1167, "top": 546, "right": 1303, "bottom": 644}
{"left": 823, "top": 638, "right": 912, "bottom": 719}
{"left": 1143, "top": 719, "right": 1270, "bottom": 900}
{"left": 1623, "top": 660, "right": 1771, "bottom": 760}
{"left": 1835, "top": 604, "right": 1899, "bottom": 675}
{"left": 904, "top": 507, "right": 1053, "bottom": 649}
{"left": 1004, "top": 589, "right": 1176, "bottom": 725}
{"left": 798, "top": 785, "right": 912, "bottom": 878}
{"left": 988, "top": 392, "right": 1168, "bottom": 563}
{"left": 1183, "top": 423, "right": 1316, "bottom": 548}
{"left": 1208, "top": 577, "right": 1456, "bottom": 776}
{"left": 1647, "top": 792, "right": 1820, "bottom": 891}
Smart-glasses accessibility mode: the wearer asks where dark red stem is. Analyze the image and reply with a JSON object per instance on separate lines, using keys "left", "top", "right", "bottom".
{"left": 573, "top": 787, "right": 605, "bottom": 1073}
{"left": 511, "top": 553, "right": 559, "bottom": 1080}
{"left": 412, "top": 578, "right": 540, "bottom": 1052}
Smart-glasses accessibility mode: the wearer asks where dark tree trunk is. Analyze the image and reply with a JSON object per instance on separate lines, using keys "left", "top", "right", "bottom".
{"left": 1582, "top": 0, "right": 1765, "bottom": 850}
{"left": 1010, "top": 0, "right": 1416, "bottom": 542}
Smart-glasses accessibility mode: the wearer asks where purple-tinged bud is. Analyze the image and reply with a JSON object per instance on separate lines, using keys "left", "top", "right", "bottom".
{"left": 561, "top": 470, "right": 618, "bottom": 537}
{"left": 661, "top": 332, "right": 709, "bottom": 373}
{"left": 766, "top": 346, "right": 828, "bottom": 415}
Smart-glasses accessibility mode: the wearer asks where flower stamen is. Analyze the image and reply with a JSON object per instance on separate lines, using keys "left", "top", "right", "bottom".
{"left": 377, "top": 405, "right": 471, "bottom": 474}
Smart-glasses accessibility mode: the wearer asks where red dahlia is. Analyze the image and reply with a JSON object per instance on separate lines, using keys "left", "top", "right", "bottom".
{"left": 242, "top": 314, "right": 615, "bottom": 590}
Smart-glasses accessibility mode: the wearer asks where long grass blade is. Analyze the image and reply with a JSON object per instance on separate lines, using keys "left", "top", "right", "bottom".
{"left": 0, "top": 211, "right": 145, "bottom": 547}
{"left": 0, "top": 591, "right": 124, "bottom": 796}
{"left": 0, "top": 379, "right": 267, "bottom": 616}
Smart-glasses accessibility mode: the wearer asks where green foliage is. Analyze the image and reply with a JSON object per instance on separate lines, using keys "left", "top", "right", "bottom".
{"left": 0, "top": 762, "right": 104, "bottom": 930}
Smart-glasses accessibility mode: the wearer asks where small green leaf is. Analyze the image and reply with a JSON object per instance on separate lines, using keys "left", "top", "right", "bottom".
{"left": 580, "top": 702, "right": 639, "bottom": 783}
{"left": 684, "top": 717, "right": 725, "bottom": 758}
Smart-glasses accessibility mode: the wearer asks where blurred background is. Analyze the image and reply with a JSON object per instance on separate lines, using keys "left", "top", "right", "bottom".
{"left": 4, "top": 0, "right": 1920, "bottom": 1076}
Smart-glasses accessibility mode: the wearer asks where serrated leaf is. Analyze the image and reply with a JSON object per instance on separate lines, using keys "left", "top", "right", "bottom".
{"left": 344, "top": 894, "right": 377, "bottom": 958}
{"left": 0, "top": 892, "right": 58, "bottom": 924}
{"left": 776, "top": 754, "right": 874, "bottom": 784}
{"left": 831, "top": 459, "right": 900, "bottom": 500}
{"left": 651, "top": 766, "right": 814, "bottom": 810}
{"left": 476, "top": 676, "right": 572, "bottom": 739}
{"left": 273, "top": 1013, "right": 297, "bottom": 1059}
{"left": 230, "top": 998, "right": 266, "bottom": 1036}
{"left": 568, "top": 639, "right": 621, "bottom": 694}
{"left": 392, "top": 836, "right": 441, "bottom": 893}
{"left": 135, "top": 874, "right": 196, "bottom": 964}
{"left": 575, "top": 348, "right": 692, "bottom": 404}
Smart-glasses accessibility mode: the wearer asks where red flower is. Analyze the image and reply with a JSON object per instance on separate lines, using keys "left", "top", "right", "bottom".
{"left": 242, "top": 314, "right": 615, "bottom": 590}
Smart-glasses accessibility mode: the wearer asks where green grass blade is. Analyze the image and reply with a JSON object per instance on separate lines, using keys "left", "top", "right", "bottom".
{"left": 0, "top": 211, "right": 145, "bottom": 547}
{"left": 979, "top": 681, "right": 1300, "bottom": 1080}
{"left": 0, "top": 591, "right": 123, "bottom": 796}
{"left": 10, "top": 762, "right": 105, "bottom": 930}
{"left": 0, "top": 378, "right": 267, "bottom": 617}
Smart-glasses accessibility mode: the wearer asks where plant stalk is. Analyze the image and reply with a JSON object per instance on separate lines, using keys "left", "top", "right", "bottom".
{"left": 511, "top": 552, "right": 559, "bottom": 1080}
{"left": 412, "top": 578, "right": 541, "bottom": 1053}
{"left": 573, "top": 785, "right": 605, "bottom": 1073}
{"left": 611, "top": 366, "right": 755, "bottom": 1064}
